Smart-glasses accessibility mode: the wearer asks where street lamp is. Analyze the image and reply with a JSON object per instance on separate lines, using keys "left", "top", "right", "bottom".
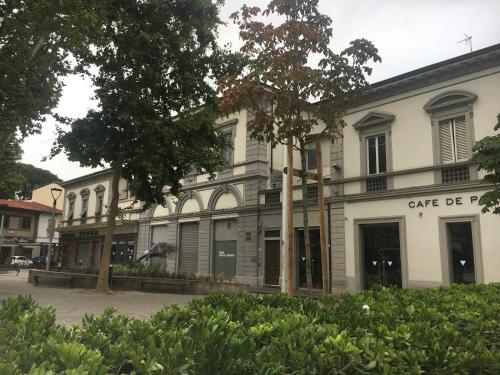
{"left": 46, "top": 188, "right": 63, "bottom": 271}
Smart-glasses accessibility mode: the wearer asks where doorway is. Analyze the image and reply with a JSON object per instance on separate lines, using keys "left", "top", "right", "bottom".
{"left": 264, "top": 240, "right": 280, "bottom": 285}
{"left": 297, "top": 228, "right": 322, "bottom": 289}
{"left": 360, "top": 223, "right": 402, "bottom": 289}
{"left": 446, "top": 222, "right": 476, "bottom": 283}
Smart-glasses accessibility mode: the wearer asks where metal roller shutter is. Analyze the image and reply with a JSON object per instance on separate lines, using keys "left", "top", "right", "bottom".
{"left": 179, "top": 222, "right": 199, "bottom": 274}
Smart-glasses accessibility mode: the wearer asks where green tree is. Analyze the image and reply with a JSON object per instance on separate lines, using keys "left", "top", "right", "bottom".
{"left": 470, "top": 113, "right": 500, "bottom": 214}
{"left": 218, "top": 0, "right": 380, "bottom": 292}
{"left": 16, "top": 163, "right": 62, "bottom": 199}
{"left": 0, "top": 1, "right": 101, "bottom": 199}
{"left": 0, "top": 0, "right": 100, "bottom": 144}
{"left": 0, "top": 137, "right": 25, "bottom": 199}
{"left": 52, "top": 0, "right": 233, "bottom": 293}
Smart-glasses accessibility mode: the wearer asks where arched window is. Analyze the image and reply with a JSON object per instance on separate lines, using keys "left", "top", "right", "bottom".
{"left": 67, "top": 192, "right": 76, "bottom": 225}
{"left": 80, "top": 188, "right": 90, "bottom": 224}
{"left": 94, "top": 185, "right": 105, "bottom": 222}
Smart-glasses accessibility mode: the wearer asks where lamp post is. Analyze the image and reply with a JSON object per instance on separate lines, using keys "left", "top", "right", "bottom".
{"left": 46, "top": 188, "right": 62, "bottom": 271}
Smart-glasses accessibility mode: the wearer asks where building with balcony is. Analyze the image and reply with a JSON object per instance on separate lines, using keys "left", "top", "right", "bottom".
{"left": 0, "top": 199, "right": 62, "bottom": 263}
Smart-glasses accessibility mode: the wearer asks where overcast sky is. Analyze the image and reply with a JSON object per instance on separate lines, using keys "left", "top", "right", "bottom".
{"left": 21, "top": 0, "right": 500, "bottom": 181}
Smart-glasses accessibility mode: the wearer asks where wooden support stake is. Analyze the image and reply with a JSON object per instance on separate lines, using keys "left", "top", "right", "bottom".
{"left": 287, "top": 136, "right": 294, "bottom": 297}
{"left": 316, "top": 141, "right": 329, "bottom": 297}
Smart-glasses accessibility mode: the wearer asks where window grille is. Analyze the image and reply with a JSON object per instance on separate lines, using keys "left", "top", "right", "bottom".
{"left": 442, "top": 165, "right": 470, "bottom": 184}
{"left": 265, "top": 191, "right": 280, "bottom": 205}
{"left": 366, "top": 176, "right": 387, "bottom": 192}
{"left": 306, "top": 186, "right": 318, "bottom": 200}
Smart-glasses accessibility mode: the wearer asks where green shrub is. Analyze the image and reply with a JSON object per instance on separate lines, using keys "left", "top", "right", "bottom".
{"left": 1, "top": 284, "right": 500, "bottom": 374}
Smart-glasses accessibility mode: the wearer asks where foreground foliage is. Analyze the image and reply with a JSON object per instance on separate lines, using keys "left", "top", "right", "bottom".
{"left": 1, "top": 284, "right": 499, "bottom": 374}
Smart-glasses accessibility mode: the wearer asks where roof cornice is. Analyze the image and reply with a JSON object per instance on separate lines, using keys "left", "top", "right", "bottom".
{"left": 362, "top": 43, "right": 500, "bottom": 105}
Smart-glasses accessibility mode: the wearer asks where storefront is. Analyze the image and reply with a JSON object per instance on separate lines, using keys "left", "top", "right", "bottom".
{"left": 343, "top": 190, "right": 499, "bottom": 291}
{"left": 59, "top": 222, "right": 138, "bottom": 267}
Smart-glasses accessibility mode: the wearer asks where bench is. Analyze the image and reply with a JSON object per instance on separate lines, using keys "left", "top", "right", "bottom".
{"left": 34, "top": 274, "right": 74, "bottom": 288}
{"left": 0, "top": 264, "right": 20, "bottom": 275}
{"left": 140, "top": 280, "right": 185, "bottom": 294}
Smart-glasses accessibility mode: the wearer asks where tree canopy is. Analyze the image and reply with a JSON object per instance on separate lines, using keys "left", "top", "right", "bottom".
{"left": 52, "top": 0, "right": 236, "bottom": 292}
{"left": 471, "top": 113, "right": 500, "bottom": 214}
{"left": 0, "top": 0, "right": 100, "bottom": 143}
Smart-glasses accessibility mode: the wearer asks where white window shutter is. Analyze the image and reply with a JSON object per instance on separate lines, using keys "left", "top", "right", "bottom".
{"left": 439, "top": 119, "right": 455, "bottom": 163}
{"left": 453, "top": 116, "right": 469, "bottom": 161}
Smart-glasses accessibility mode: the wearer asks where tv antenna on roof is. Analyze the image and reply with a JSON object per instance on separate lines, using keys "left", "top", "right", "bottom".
{"left": 458, "top": 33, "right": 472, "bottom": 53}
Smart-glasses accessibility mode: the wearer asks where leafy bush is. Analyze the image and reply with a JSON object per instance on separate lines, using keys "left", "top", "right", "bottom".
{"left": 1, "top": 284, "right": 500, "bottom": 374}
{"left": 66, "top": 263, "right": 218, "bottom": 281}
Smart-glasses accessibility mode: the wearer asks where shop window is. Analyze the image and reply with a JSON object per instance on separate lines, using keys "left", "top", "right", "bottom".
{"left": 111, "top": 240, "right": 135, "bottom": 264}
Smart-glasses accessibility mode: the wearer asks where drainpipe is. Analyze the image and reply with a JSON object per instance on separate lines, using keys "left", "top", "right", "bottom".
{"left": 256, "top": 190, "right": 261, "bottom": 287}
{"left": 327, "top": 201, "right": 332, "bottom": 292}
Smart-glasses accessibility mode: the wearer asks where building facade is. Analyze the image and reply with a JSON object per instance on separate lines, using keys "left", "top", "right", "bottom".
{"left": 57, "top": 43, "right": 500, "bottom": 292}
{"left": 329, "top": 43, "right": 500, "bottom": 291}
{"left": 0, "top": 200, "right": 62, "bottom": 263}
{"left": 58, "top": 170, "right": 141, "bottom": 267}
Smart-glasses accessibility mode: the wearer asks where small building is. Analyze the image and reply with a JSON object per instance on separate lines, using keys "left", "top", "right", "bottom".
{"left": 57, "top": 170, "right": 140, "bottom": 267}
{"left": 28, "top": 182, "right": 64, "bottom": 211}
{"left": 0, "top": 199, "right": 62, "bottom": 263}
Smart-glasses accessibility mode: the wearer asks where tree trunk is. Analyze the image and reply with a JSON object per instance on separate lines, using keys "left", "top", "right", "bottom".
{"left": 316, "top": 141, "right": 329, "bottom": 297}
{"left": 299, "top": 141, "right": 312, "bottom": 291}
{"left": 286, "top": 136, "right": 294, "bottom": 297}
{"left": 95, "top": 162, "right": 122, "bottom": 293}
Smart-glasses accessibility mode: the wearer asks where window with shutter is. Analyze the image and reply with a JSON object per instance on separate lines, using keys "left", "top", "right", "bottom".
{"left": 439, "top": 116, "right": 468, "bottom": 163}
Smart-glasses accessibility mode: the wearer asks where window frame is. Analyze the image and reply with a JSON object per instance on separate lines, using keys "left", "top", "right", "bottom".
{"left": 425, "top": 90, "right": 477, "bottom": 184}
{"left": 306, "top": 148, "right": 317, "bottom": 170}
{"left": 218, "top": 119, "right": 238, "bottom": 177}
{"left": 366, "top": 134, "right": 387, "bottom": 175}
{"left": 20, "top": 216, "right": 32, "bottom": 230}
{"left": 353, "top": 113, "right": 394, "bottom": 193}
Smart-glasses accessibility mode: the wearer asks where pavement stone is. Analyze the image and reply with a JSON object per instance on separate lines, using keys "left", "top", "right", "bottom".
{"left": 0, "top": 269, "right": 198, "bottom": 326}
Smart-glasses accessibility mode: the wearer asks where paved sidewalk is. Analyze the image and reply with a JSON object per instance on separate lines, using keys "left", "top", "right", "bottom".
{"left": 0, "top": 270, "right": 198, "bottom": 326}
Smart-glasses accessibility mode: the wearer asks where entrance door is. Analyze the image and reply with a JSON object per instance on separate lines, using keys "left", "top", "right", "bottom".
{"left": 265, "top": 240, "right": 280, "bottom": 285}
{"left": 361, "top": 223, "right": 401, "bottom": 289}
{"left": 179, "top": 222, "right": 199, "bottom": 275}
{"left": 297, "top": 229, "right": 322, "bottom": 289}
{"left": 446, "top": 222, "right": 475, "bottom": 283}
{"left": 213, "top": 220, "right": 238, "bottom": 279}
{"left": 214, "top": 240, "right": 237, "bottom": 279}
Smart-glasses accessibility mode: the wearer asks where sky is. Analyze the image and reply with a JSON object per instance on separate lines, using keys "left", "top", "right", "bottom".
{"left": 21, "top": 0, "right": 500, "bottom": 181}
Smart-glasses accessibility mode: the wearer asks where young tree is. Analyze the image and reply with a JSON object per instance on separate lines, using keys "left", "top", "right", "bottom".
{"left": 470, "top": 113, "right": 500, "bottom": 214}
{"left": 218, "top": 0, "right": 380, "bottom": 293}
{"left": 52, "top": 0, "right": 232, "bottom": 293}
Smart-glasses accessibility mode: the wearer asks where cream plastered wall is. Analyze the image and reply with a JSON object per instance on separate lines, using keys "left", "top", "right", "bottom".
{"left": 343, "top": 67, "right": 500, "bottom": 186}
{"left": 344, "top": 189, "right": 500, "bottom": 286}
{"left": 65, "top": 180, "right": 111, "bottom": 222}
{"left": 214, "top": 193, "right": 238, "bottom": 210}
{"left": 29, "top": 183, "right": 64, "bottom": 210}
{"left": 153, "top": 204, "right": 170, "bottom": 217}
{"left": 180, "top": 198, "right": 201, "bottom": 214}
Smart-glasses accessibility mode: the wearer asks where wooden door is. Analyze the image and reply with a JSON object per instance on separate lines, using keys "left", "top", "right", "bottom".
{"left": 265, "top": 240, "right": 280, "bottom": 285}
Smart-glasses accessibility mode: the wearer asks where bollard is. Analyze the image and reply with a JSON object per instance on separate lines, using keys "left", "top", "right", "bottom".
{"left": 108, "top": 264, "right": 113, "bottom": 289}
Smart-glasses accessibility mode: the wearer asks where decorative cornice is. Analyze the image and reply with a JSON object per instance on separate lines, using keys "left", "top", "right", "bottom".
{"left": 352, "top": 112, "right": 395, "bottom": 131}
{"left": 423, "top": 90, "right": 477, "bottom": 113}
